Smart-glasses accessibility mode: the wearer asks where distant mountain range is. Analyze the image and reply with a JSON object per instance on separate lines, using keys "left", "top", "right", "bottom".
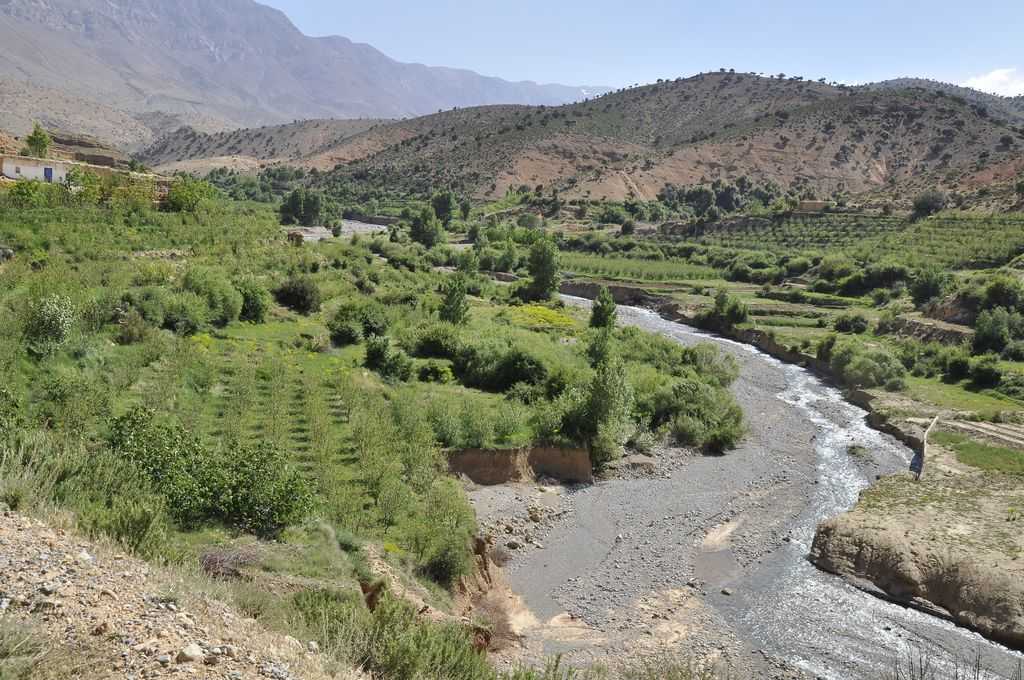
{"left": 0, "top": 0, "right": 606, "bottom": 148}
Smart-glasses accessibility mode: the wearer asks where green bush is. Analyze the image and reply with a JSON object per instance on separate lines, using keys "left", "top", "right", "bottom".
{"left": 163, "top": 291, "right": 209, "bottom": 335}
{"left": 454, "top": 340, "right": 548, "bottom": 392}
{"left": 833, "top": 312, "right": 869, "bottom": 334}
{"left": 107, "top": 408, "right": 310, "bottom": 537}
{"left": 970, "top": 355, "right": 1003, "bottom": 388}
{"left": 829, "top": 342, "right": 907, "bottom": 390}
{"left": 164, "top": 176, "right": 216, "bottom": 213}
{"left": 364, "top": 336, "right": 413, "bottom": 382}
{"left": 274, "top": 275, "right": 322, "bottom": 315}
{"left": 418, "top": 360, "right": 454, "bottom": 384}
{"left": 22, "top": 294, "right": 76, "bottom": 355}
{"left": 235, "top": 277, "right": 271, "bottom": 323}
{"left": 182, "top": 267, "right": 242, "bottom": 327}
{"left": 408, "top": 322, "right": 462, "bottom": 359}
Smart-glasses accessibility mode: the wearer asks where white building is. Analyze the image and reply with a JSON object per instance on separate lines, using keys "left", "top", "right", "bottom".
{"left": 0, "top": 155, "right": 71, "bottom": 184}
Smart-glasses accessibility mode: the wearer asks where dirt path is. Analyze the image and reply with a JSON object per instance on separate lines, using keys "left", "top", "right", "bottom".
{"left": 488, "top": 300, "right": 1024, "bottom": 679}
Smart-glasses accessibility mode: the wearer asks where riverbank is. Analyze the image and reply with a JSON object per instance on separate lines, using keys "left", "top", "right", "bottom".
{"left": 476, "top": 284, "right": 1023, "bottom": 677}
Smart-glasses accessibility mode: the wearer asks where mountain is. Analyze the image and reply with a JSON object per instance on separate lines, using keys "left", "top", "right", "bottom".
{"left": 0, "top": 0, "right": 604, "bottom": 148}
{"left": 147, "top": 72, "right": 1023, "bottom": 207}
{"left": 864, "top": 78, "right": 1024, "bottom": 124}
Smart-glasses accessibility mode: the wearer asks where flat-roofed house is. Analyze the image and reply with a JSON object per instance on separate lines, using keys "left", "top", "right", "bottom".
{"left": 0, "top": 155, "right": 71, "bottom": 184}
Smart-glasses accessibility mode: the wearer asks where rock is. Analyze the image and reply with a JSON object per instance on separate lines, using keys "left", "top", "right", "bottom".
{"left": 39, "top": 583, "right": 59, "bottom": 596}
{"left": 505, "top": 540, "right": 522, "bottom": 550}
{"left": 157, "top": 654, "right": 171, "bottom": 666}
{"left": 223, "top": 645, "right": 239, "bottom": 659}
{"left": 307, "top": 640, "right": 319, "bottom": 653}
{"left": 176, "top": 643, "right": 205, "bottom": 664}
{"left": 721, "top": 588, "right": 734, "bottom": 596}
{"left": 90, "top": 621, "right": 111, "bottom": 636}
{"left": 76, "top": 549, "right": 94, "bottom": 562}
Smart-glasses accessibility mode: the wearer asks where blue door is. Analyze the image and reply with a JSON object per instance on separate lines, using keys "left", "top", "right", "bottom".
{"left": 43, "top": 167, "right": 53, "bottom": 183}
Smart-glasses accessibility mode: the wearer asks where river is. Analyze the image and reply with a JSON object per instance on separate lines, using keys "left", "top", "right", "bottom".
{"left": 504, "top": 299, "right": 1024, "bottom": 679}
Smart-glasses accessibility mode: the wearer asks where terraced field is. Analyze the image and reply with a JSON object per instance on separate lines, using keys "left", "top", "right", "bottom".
{"left": 688, "top": 213, "right": 1024, "bottom": 268}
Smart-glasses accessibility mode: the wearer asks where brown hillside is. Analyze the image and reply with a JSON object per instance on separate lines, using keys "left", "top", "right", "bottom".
{"left": 315, "top": 72, "right": 1024, "bottom": 204}
{"left": 141, "top": 119, "right": 386, "bottom": 173}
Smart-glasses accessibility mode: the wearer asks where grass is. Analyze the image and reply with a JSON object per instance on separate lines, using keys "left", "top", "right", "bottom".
{"left": 931, "top": 431, "right": 1024, "bottom": 475}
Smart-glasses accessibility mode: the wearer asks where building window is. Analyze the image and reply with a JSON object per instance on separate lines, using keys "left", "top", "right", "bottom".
{"left": 14, "top": 167, "right": 20, "bottom": 174}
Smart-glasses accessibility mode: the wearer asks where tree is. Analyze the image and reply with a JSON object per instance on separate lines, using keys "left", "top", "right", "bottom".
{"left": 23, "top": 123, "right": 52, "bottom": 158}
{"left": 431, "top": 190, "right": 458, "bottom": 226}
{"left": 1016, "top": 180, "right": 1024, "bottom": 200}
{"left": 301, "top": 190, "right": 322, "bottom": 227}
{"left": 912, "top": 190, "right": 947, "bottom": 218}
{"left": 280, "top": 189, "right": 305, "bottom": 225}
{"left": 459, "top": 199, "right": 472, "bottom": 221}
{"left": 410, "top": 207, "right": 445, "bottom": 248}
{"left": 439, "top": 276, "right": 469, "bottom": 325}
{"left": 526, "top": 238, "right": 560, "bottom": 300}
{"left": 590, "top": 286, "right": 617, "bottom": 329}
{"left": 164, "top": 176, "right": 215, "bottom": 213}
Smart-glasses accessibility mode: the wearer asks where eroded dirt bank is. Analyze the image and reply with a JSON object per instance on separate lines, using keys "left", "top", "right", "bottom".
{"left": 475, "top": 298, "right": 1024, "bottom": 679}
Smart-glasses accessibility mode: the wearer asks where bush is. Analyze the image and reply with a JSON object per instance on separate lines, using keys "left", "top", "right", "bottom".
{"left": 454, "top": 340, "right": 548, "bottom": 392}
{"left": 162, "top": 291, "right": 209, "bottom": 335}
{"left": 829, "top": 341, "right": 906, "bottom": 390}
{"left": 833, "top": 312, "right": 869, "bottom": 334}
{"left": 973, "top": 307, "right": 1019, "bottom": 354}
{"left": 418, "top": 360, "right": 454, "bottom": 384}
{"left": 944, "top": 349, "right": 972, "bottom": 382}
{"left": 408, "top": 322, "right": 462, "bottom": 359}
{"left": 182, "top": 267, "right": 242, "bottom": 327}
{"left": 23, "top": 294, "right": 75, "bottom": 355}
{"left": 970, "top": 355, "right": 1003, "bottom": 388}
{"left": 910, "top": 267, "right": 950, "bottom": 305}
{"left": 439, "top": 275, "right": 469, "bottom": 325}
{"left": 274, "top": 276, "right": 321, "bottom": 315}
{"left": 912, "top": 190, "right": 947, "bottom": 218}
{"left": 107, "top": 409, "right": 310, "bottom": 537}
{"left": 364, "top": 335, "right": 413, "bottom": 382}
{"left": 164, "top": 176, "right": 215, "bottom": 213}
{"left": 327, "top": 302, "right": 366, "bottom": 346}
{"left": 235, "top": 277, "right": 271, "bottom": 323}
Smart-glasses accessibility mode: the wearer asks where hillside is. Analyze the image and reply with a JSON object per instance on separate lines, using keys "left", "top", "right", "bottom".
{"left": 141, "top": 119, "right": 385, "bottom": 174}
{"left": 866, "top": 78, "right": 1024, "bottom": 123}
{"left": 290, "top": 72, "right": 1022, "bottom": 205}
{"left": 0, "top": 0, "right": 602, "bottom": 146}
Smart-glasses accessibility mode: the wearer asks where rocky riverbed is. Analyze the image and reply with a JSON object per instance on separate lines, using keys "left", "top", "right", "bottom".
{"left": 478, "top": 299, "right": 1024, "bottom": 679}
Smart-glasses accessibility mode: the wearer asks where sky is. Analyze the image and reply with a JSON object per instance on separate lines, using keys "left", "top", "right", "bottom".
{"left": 261, "top": 0, "right": 1024, "bottom": 95}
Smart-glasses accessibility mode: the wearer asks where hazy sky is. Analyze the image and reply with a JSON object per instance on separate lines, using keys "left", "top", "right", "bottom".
{"left": 261, "top": 0, "right": 1024, "bottom": 95}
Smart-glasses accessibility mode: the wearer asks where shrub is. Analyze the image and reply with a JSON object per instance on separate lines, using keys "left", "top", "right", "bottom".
{"left": 274, "top": 276, "right": 321, "bottom": 315}
{"left": 829, "top": 341, "right": 906, "bottom": 390}
{"left": 364, "top": 335, "right": 413, "bottom": 382}
{"left": 23, "top": 294, "right": 75, "bottom": 355}
{"left": 408, "top": 322, "right": 462, "bottom": 359}
{"left": 453, "top": 340, "right": 548, "bottom": 392}
{"left": 970, "top": 355, "right": 1002, "bottom": 388}
{"left": 107, "top": 409, "right": 310, "bottom": 537}
{"left": 910, "top": 267, "right": 950, "bottom": 305}
{"left": 164, "top": 176, "right": 215, "bottom": 213}
{"left": 912, "top": 190, "right": 947, "bottom": 218}
{"left": 162, "top": 291, "right": 209, "bottom": 335}
{"left": 327, "top": 302, "right": 366, "bottom": 346}
{"left": 182, "top": 267, "right": 242, "bottom": 327}
{"left": 983, "top": 276, "right": 1024, "bottom": 312}
{"left": 944, "top": 349, "right": 972, "bottom": 382}
{"left": 973, "top": 307, "right": 1017, "bottom": 354}
{"left": 833, "top": 312, "right": 869, "bottom": 334}
{"left": 418, "top": 360, "right": 454, "bottom": 384}
{"left": 235, "top": 277, "right": 271, "bottom": 323}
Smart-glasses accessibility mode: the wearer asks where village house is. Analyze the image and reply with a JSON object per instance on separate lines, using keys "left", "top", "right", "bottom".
{"left": 0, "top": 155, "right": 72, "bottom": 183}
